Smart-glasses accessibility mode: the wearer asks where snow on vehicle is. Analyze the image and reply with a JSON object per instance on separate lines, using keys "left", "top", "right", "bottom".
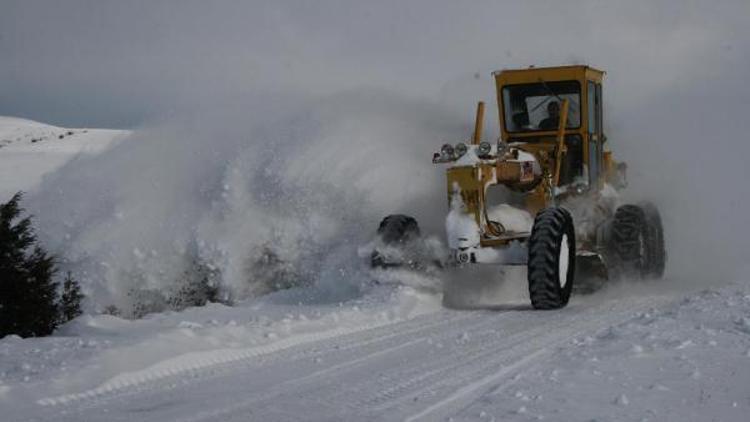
{"left": 372, "top": 65, "right": 666, "bottom": 309}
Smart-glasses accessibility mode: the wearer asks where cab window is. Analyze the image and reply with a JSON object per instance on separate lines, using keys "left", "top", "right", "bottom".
{"left": 502, "top": 81, "right": 581, "bottom": 133}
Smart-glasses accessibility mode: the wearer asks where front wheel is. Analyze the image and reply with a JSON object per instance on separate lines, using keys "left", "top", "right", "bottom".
{"left": 370, "top": 214, "right": 421, "bottom": 268}
{"left": 527, "top": 207, "right": 576, "bottom": 310}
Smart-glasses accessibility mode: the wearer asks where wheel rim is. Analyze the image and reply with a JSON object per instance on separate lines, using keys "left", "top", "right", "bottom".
{"left": 559, "top": 234, "right": 570, "bottom": 288}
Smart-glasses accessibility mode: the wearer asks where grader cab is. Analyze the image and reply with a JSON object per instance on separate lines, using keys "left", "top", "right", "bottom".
{"left": 372, "top": 65, "right": 665, "bottom": 310}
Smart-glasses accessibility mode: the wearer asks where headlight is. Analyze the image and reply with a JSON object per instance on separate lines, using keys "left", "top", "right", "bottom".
{"left": 440, "top": 143, "right": 455, "bottom": 160}
{"left": 454, "top": 142, "right": 468, "bottom": 157}
{"left": 496, "top": 141, "right": 507, "bottom": 156}
{"left": 478, "top": 141, "right": 492, "bottom": 157}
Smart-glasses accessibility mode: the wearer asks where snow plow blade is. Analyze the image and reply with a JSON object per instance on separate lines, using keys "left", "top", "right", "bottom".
{"left": 442, "top": 265, "right": 530, "bottom": 310}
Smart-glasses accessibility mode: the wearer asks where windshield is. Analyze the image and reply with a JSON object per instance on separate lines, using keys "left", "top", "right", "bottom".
{"left": 502, "top": 81, "right": 581, "bottom": 133}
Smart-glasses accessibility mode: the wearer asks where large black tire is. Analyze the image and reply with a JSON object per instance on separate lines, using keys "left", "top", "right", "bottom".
{"left": 376, "top": 214, "right": 420, "bottom": 243}
{"left": 640, "top": 202, "right": 666, "bottom": 279}
{"left": 608, "top": 203, "right": 665, "bottom": 279}
{"left": 371, "top": 214, "right": 420, "bottom": 268}
{"left": 608, "top": 204, "right": 645, "bottom": 278}
{"left": 527, "top": 207, "right": 576, "bottom": 310}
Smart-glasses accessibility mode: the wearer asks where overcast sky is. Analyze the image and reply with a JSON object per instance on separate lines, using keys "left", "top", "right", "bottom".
{"left": 1, "top": 0, "right": 748, "bottom": 128}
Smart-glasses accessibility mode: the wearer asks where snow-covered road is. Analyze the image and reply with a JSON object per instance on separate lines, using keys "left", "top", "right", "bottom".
{"left": 7, "top": 281, "right": 745, "bottom": 422}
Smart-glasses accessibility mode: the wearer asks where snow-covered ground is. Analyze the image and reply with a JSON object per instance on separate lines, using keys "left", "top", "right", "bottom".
{"left": 0, "top": 282, "right": 443, "bottom": 415}
{"left": 1, "top": 118, "right": 749, "bottom": 421}
{"left": 0, "top": 116, "right": 129, "bottom": 200}
{"left": 3, "top": 278, "right": 749, "bottom": 422}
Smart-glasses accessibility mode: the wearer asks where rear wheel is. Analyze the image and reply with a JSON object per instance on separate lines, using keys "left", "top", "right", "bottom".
{"left": 527, "top": 207, "right": 575, "bottom": 310}
{"left": 608, "top": 203, "right": 665, "bottom": 279}
{"left": 608, "top": 204, "right": 646, "bottom": 278}
{"left": 640, "top": 202, "right": 666, "bottom": 278}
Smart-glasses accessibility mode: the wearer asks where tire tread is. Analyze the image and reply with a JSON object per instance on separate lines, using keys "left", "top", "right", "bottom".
{"left": 528, "top": 207, "right": 575, "bottom": 310}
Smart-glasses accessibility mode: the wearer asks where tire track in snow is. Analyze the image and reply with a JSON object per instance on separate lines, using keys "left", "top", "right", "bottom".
{"left": 38, "top": 294, "right": 673, "bottom": 422}
{"left": 168, "top": 310, "right": 503, "bottom": 422}
{"left": 171, "top": 338, "right": 431, "bottom": 422}
{"left": 171, "top": 298, "right": 661, "bottom": 422}
{"left": 36, "top": 305, "right": 470, "bottom": 408}
{"left": 36, "top": 319, "right": 408, "bottom": 406}
{"left": 256, "top": 310, "right": 475, "bottom": 367}
{"left": 404, "top": 348, "right": 548, "bottom": 422}
{"left": 89, "top": 311, "right": 488, "bottom": 422}
{"left": 399, "top": 297, "right": 671, "bottom": 421}
{"left": 42, "top": 309, "right": 489, "bottom": 422}
{"left": 345, "top": 312, "right": 554, "bottom": 411}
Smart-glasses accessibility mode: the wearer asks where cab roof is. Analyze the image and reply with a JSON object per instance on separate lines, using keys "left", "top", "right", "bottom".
{"left": 494, "top": 65, "right": 605, "bottom": 86}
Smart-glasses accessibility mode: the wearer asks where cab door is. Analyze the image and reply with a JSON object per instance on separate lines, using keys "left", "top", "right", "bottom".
{"left": 587, "top": 81, "right": 603, "bottom": 188}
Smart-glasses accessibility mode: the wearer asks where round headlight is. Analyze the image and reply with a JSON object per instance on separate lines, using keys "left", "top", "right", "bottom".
{"left": 454, "top": 142, "right": 468, "bottom": 157}
{"left": 440, "top": 143, "right": 455, "bottom": 159}
{"left": 478, "top": 141, "right": 492, "bottom": 157}
{"left": 496, "top": 141, "right": 507, "bottom": 156}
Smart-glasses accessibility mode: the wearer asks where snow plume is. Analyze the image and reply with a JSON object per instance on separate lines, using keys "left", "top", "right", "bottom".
{"left": 27, "top": 91, "right": 464, "bottom": 315}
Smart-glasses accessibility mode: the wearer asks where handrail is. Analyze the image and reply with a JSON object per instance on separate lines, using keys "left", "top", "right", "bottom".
{"left": 552, "top": 99, "right": 570, "bottom": 187}
{"left": 472, "top": 101, "right": 485, "bottom": 145}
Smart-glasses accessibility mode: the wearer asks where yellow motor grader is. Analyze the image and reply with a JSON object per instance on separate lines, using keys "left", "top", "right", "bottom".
{"left": 371, "top": 65, "right": 665, "bottom": 309}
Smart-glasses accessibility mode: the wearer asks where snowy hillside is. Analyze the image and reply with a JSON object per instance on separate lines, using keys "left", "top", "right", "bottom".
{"left": 0, "top": 116, "right": 129, "bottom": 200}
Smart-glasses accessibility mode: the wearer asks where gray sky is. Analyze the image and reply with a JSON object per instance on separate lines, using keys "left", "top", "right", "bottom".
{"left": 1, "top": 0, "right": 748, "bottom": 128}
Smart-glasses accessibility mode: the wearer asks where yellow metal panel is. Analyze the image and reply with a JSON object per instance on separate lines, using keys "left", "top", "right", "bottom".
{"left": 523, "top": 185, "right": 548, "bottom": 216}
{"left": 446, "top": 166, "right": 482, "bottom": 225}
{"left": 472, "top": 101, "right": 485, "bottom": 144}
{"left": 584, "top": 67, "right": 605, "bottom": 83}
{"left": 494, "top": 65, "right": 590, "bottom": 86}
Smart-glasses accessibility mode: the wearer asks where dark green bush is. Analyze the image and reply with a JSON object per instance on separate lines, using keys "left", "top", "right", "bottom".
{"left": 0, "top": 192, "right": 83, "bottom": 338}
